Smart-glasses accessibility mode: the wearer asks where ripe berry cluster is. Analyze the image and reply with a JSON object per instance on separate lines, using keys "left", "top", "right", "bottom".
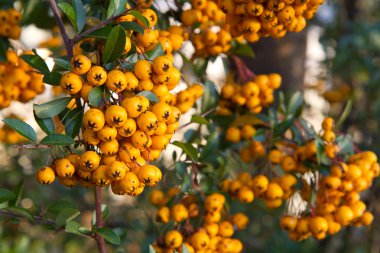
{"left": 218, "top": 73, "right": 282, "bottom": 115}
{"left": 217, "top": 0, "right": 324, "bottom": 42}
{"left": 0, "top": 51, "right": 45, "bottom": 109}
{"left": 0, "top": 9, "right": 21, "bottom": 39}
{"left": 150, "top": 189, "right": 247, "bottom": 253}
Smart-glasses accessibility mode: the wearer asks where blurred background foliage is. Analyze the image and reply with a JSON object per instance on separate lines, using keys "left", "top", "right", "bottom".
{"left": 1, "top": 0, "right": 380, "bottom": 253}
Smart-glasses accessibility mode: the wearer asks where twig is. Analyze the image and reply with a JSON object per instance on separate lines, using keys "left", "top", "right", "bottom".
{"left": 0, "top": 209, "right": 55, "bottom": 226}
{"left": 94, "top": 186, "right": 107, "bottom": 253}
{"left": 178, "top": 107, "right": 216, "bottom": 130}
{"left": 48, "top": 0, "right": 74, "bottom": 58}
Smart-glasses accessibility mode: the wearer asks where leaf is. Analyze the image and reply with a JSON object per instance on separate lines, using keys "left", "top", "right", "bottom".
{"left": 5, "top": 207, "right": 34, "bottom": 221}
{"left": 57, "top": 2, "right": 78, "bottom": 32}
{"left": 172, "top": 141, "right": 198, "bottom": 161}
{"left": 191, "top": 115, "right": 208, "bottom": 125}
{"left": 287, "top": 91, "right": 304, "bottom": 116}
{"left": 89, "top": 86, "right": 104, "bottom": 107}
{"left": 0, "top": 37, "right": 10, "bottom": 62}
{"left": 129, "top": 10, "right": 149, "bottom": 28}
{"left": 149, "top": 244, "right": 156, "bottom": 253}
{"left": 273, "top": 116, "right": 295, "bottom": 137}
{"left": 3, "top": 118, "right": 37, "bottom": 144}
{"left": 119, "top": 21, "right": 144, "bottom": 34}
{"left": 33, "top": 97, "right": 73, "bottom": 118}
{"left": 65, "top": 220, "right": 81, "bottom": 235}
{"left": 8, "top": 180, "right": 24, "bottom": 207}
{"left": 96, "top": 227, "right": 121, "bottom": 245}
{"left": 92, "top": 204, "right": 110, "bottom": 225}
{"left": 47, "top": 200, "right": 77, "bottom": 214}
{"left": 335, "top": 100, "right": 353, "bottom": 130}
{"left": 102, "top": 25, "right": 126, "bottom": 64}
{"left": 56, "top": 208, "right": 80, "bottom": 228}
{"left": 232, "top": 42, "right": 255, "bottom": 57}
{"left": 40, "top": 134, "right": 75, "bottom": 146}
{"left": 201, "top": 80, "right": 218, "bottom": 113}
{"left": 73, "top": 0, "right": 86, "bottom": 33}
{"left": 20, "top": 54, "right": 50, "bottom": 74}
{"left": 60, "top": 107, "right": 83, "bottom": 138}
{"left": 145, "top": 43, "right": 164, "bottom": 60}
{"left": 107, "top": 0, "right": 128, "bottom": 18}
{"left": 34, "top": 111, "right": 55, "bottom": 135}
{"left": 137, "top": 91, "right": 159, "bottom": 103}
{"left": 43, "top": 71, "right": 62, "bottom": 86}
{"left": 85, "top": 26, "right": 113, "bottom": 39}
{"left": 0, "top": 189, "right": 16, "bottom": 204}
{"left": 54, "top": 58, "right": 71, "bottom": 71}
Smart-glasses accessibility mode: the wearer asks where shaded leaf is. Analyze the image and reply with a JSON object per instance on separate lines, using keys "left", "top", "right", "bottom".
{"left": 0, "top": 189, "right": 15, "bottom": 204}
{"left": 96, "top": 227, "right": 121, "bottom": 245}
{"left": 119, "top": 21, "right": 144, "bottom": 34}
{"left": 85, "top": 25, "right": 113, "bottom": 39}
{"left": 43, "top": 71, "right": 62, "bottom": 86}
{"left": 107, "top": 0, "right": 128, "bottom": 18}
{"left": 172, "top": 141, "right": 198, "bottom": 161}
{"left": 129, "top": 10, "right": 149, "bottom": 28}
{"left": 137, "top": 91, "right": 159, "bottom": 103}
{"left": 20, "top": 54, "right": 49, "bottom": 74}
{"left": 57, "top": 2, "right": 78, "bottom": 32}
{"left": 47, "top": 200, "right": 77, "bottom": 214}
{"left": 34, "top": 112, "right": 55, "bottom": 135}
{"left": 287, "top": 91, "right": 303, "bottom": 116}
{"left": 40, "top": 134, "right": 75, "bottom": 146}
{"left": 3, "top": 118, "right": 37, "bottom": 144}
{"left": 34, "top": 97, "right": 72, "bottom": 118}
{"left": 8, "top": 180, "right": 24, "bottom": 207}
{"left": 191, "top": 115, "right": 208, "bottom": 125}
{"left": 73, "top": 0, "right": 86, "bottom": 33}
{"left": 56, "top": 208, "right": 80, "bottom": 228}
{"left": 102, "top": 25, "right": 126, "bottom": 64}
{"left": 5, "top": 207, "right": 34, "bottom": 221}
{"left": 146, "top": 43, "right": 164, "bottom": 60}
{"left": 89, "top": 86, "right": 104, "bottom": 107}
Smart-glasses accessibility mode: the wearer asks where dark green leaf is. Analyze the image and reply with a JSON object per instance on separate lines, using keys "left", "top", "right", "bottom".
{"left": 54, "top": 58, "right": 71, "bottom": 71}
{"left": 73, "top": 0, "right": 86, "bottom": 33}
{"left": 43, "top": 71, "right": 62, "bottom": 86}
{"left": 20, "top": 54, "right": 49, "bottom": 74}
{"left": 65, "top": 220, "right": 81, "bottom": 235}
{"left": 60, "top": 107, "right": 83, "bottom": 138}
{"left": 129, "top": 10, "right": 149, "bottom": 28}
{"left": 232, "top": 42, "right": 255, "bottom": 57}
{"left": 34, "top": 97, "right": 72, "bottom": 118}
{"left": 119, "top": 21, "right": 144, "bottom": 34}
{"left": 3, "top": 118, "right": 37, "bottom": 144}
{"left": 107, "top": 0, "right": 128, "bottom": 18}
{"left": 5, "top": 207, "right": 34, "bottom": 221}
{"left": 137, "top": 91, "right": 159, "bottom": 103}
{"left": 57, "top": 2, "right": 78, "bottom": 32}
{"left": 92, "top": 204, "right": 110, "bottom": 225}
{"left": 96, "top": 227, "right": 121, "bottom": 245}
{"left": 172, "top": 141, "right": 198, "bottom": 161}
{"left": 102, "top": 25, "right": 126, "bottom": 64}
{"left": 85, "top": 26, "right": 113, "bottom": 39}
{"left": 40, "top": 134, "right": 75, "bottom": 146}
{"left": 89, "top": 86, "right": 104, "bottom": 107}
{"left": 287, "top": 91, "right": 303, "bottom": 116}
{"left": 146, "top": 43, "right": 164, "bottom": 60}
{"left": 56, "top": 208, "right": 80, "bottom": 228}
{"left": 47, "top": 200, "right": 77, "bottom": 214}
{"left": 0, "top": 189, "right": 16, "bottom": 204}
{"left": 335, "top": 100, "right": 352, "bottom": 130}
{"left": 34, "top": 111, "right": 55, "bottom": 135}
{"left": 191, "top": 115, "right": 208, "bottom": 125}
{"left": 201, "top": 80, "right": 218, "bottom": 113}
{"left": 273, "top": 116, "right": 295, "bottom": 137}
{"left": 8, "top": 180, "right": 24, "bottom": 207}
{"left": 0, "top": 37, "right": 10, "bottom": 62}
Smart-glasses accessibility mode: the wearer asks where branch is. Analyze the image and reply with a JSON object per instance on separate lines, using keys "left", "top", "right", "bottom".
{"left": 94, "top": 186, "right": 107, "bottom": 253}
{"left": 178, "top": 107, "right": 215, "bottom": 130}
{"left": 0, "top": 209, "right": 56, "bottom": 227}
{"left": 48, "top": 0, "right": 74, "bottom": 58}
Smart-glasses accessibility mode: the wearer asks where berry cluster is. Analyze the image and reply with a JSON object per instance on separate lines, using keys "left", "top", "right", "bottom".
{"left": 217, "top": 0, "right": 324, "bottom": 42}
{"left": 218, "top": 73, "right": 282, "bottom": 115}
{"left": 175, "top": 83, "right": 204, "bottom": 113}
{"left": 36, "top": 53, "right": 204, "bottom": 196}
{"left": 150, "top": 190, "right": 247, "bottom": 253}
{"left": 0, "top": 9, "right": 21, "bottom": 39}
{"left": 0, "top": 51, "right": 45, "bottom": 109}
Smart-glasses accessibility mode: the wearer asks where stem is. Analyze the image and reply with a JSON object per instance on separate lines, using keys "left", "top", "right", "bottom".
{"left": 48, "top": 0, "right": 74, "bottom": 58}
{"left": 0, "top": 209, "right": 56, "bottom": 226}
{"left": 94, "top": 186, "right": 107, "bottom": 253}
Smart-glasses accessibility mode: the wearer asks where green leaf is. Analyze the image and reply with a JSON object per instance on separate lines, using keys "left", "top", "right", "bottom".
{"left": 33, "top": 97, "right": 73, "bottom": 118}
{"left": 89, "top": 86, "right": 104, "bottom": 107}
{"left": 40, "top": 134, "right": 75, "bottom": 146}
{"left": 34, "top": 111, "right": 55, "bottom": 135}
{"left": 73, "top": 0, "right": 86, "bottom": 33}
{"left": 201, "top": 80, "right": 218, "bottom": 113}
{"left": 20, "top": 54, "right": 50, "bottom": 74}
{"left": 191, "top": 115, "right": 208, "bottom": 125}
{"left": 60, "top": 107, "right": 83, "bottom": 138}
{"left": 57, "top": 2, "right": 78, "bottom": 32}
{"left": 287, "top": 91, "right": 303, "bottom": 116}
{"left": 3, "top": 118, "right": 37, "bottom": 144}
{"left": 137, "top": 91, "right": 159, "bottom": 103}
{"left": 107, "top": 0, "right": 128, "bottom": 18}
{"left": 119, "top": 21, "right": 144, "bottom": 34}
{"left": 47, "top": 200, "right": 77, "bottom": 214}
{"left": 8, "top": 180, "right": 24, "bottom": 207}
{"left": 172, "top": 141, "right": 198, "bottom": 161}
{"left": 54, "top": 58, "right": 71, "bottom": 71}
{"left": 85, "top": 26, "right": 113, "bottom": 39}
{"left": 273, "top": 116, "right": 295, "bottom": 137}
{"left": 129, "top": 10, "right": 149, "bottom": 28}
{"left": 0, "top": 37, "right": 10, "bottom": 62}
{"left": 43, "top": 71, "right": 62, "bottom": 86}
{"left": 146, "top": 43, "right": 164, "bottom": 60}
{"left": 232, "top": 42, "right": 255, "bottom": 57}
{"left": 149, "top": 245, "right": 156, "bottom": 253}
{"left": 0, "top": 189, "right": 16, "bottom": 204}
{"left": 78, "top": 226, "right": 92, "bottom": 235}
{"left": 56, "top": 208, "right": 80, "bottom": 228}
{"left": 65, "top": 220, "right": 81, "bottom": 235}
{"left": 335, "top": 100, "right": 353, "bottom": 130}
{"left": 5, "top": 207, "right": 34, "bottom": 221}
{"left": 92, "top": 204, "right": 110, "bottom": 225}
{"left": 96, "top": 227, "right": 121, "bottom": 245}
{"left": 102, "top": 25, "right": 126, "bottom": 64}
